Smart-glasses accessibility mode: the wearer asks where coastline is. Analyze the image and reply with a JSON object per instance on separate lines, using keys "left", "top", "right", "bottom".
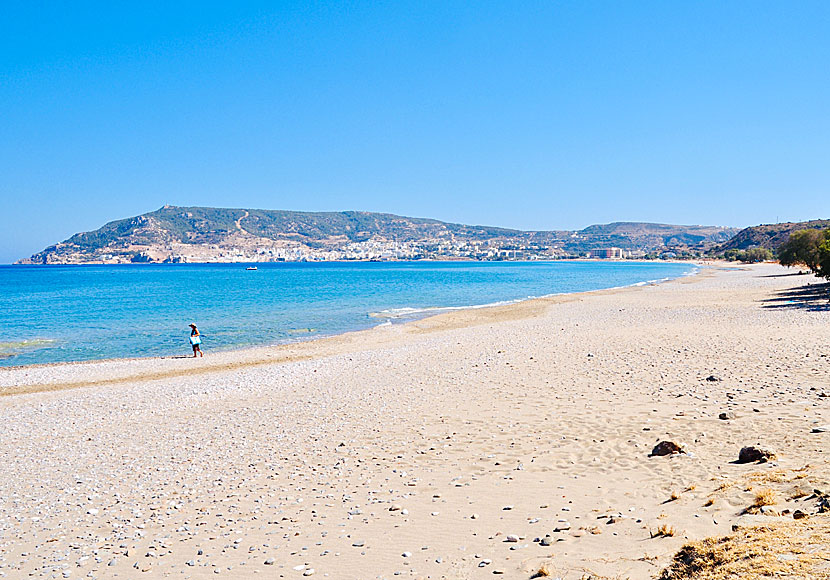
{"left": 0, "top": 261, "right": 702, "bottom": 396}
{"left": 2, "top": 261, "right": 827, "bottom": 579}
{"left": 0, "top": 259, "right": 695, "bottom": 371}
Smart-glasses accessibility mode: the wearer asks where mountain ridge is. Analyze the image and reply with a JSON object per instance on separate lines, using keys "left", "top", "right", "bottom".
{"left": 716, "top": 219, "right": 830, "bottom": 252}
{"left": 17, "top": 206, "right": 738, "bottom": 264}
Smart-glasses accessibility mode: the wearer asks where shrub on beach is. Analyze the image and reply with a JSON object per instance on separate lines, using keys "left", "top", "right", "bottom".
{"left": 777, "top": 227, "right": 830, "bottom": 280}
{"left": 778, "top": 229, "right": 824, "bottom": 272}
{"left": 818, "top": 232, "right": 830, "bottom": 279}
{"left": 723, "top": 248, "right": 772, "bottom": 263}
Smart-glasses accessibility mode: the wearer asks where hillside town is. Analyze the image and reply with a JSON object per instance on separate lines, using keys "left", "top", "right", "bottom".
{"left": 16, "top": 206, "right": 735, "bottom": 264}
{"left": 25, "top": 236, "right": 652, "bottom": 264}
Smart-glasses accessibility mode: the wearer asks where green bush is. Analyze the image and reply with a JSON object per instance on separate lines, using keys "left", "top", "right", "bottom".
{"left": 723, "top": 248, "right": 772, "bottom": 263}
{"left": 778, "top": 229, "right": 823, "bottom": 271}
{"left": 816, "top": 231, "right": 830, "bottom": 279}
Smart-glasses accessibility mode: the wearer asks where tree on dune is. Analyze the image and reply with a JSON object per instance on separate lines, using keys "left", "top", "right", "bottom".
{"left": 817, "top": 230, "right": 830, "bottom": 279}
{"left": 777, "top": 229, "right": 824, "bottom": 272}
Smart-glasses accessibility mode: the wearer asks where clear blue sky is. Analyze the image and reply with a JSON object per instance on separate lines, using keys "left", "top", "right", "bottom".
{"left": 2, "top": 2, "right": 829, "bottom": 263}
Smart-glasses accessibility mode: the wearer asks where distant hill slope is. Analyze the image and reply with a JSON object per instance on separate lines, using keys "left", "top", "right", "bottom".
{"left": 717, "top": 220, "right": 830, "bottom": 252}
{"left": 17, "top": 206, "right": 739, "bottom": 264}
{"left": 578, "top": 221, "right": 736, "bottom": 249}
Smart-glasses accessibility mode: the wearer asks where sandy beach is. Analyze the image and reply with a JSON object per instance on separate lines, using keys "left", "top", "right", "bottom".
{"left": 1, "top": 262, "right": 828, "bottom": 579}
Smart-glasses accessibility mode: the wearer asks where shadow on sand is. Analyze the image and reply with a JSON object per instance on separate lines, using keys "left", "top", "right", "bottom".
{"left": 760, "top": 271, "right": 812, "bottom": 278}
{"left": 761, "top": 281, "right": 830, "bottom": 312}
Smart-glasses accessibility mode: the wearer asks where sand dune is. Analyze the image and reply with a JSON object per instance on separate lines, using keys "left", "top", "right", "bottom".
{"left": 1, "top": 263, "right": 828, "bottom": 579}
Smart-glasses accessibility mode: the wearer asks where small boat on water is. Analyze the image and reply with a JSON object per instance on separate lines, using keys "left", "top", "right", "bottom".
{"left": 246, "top": 266, "right": 258, "bottom": 271}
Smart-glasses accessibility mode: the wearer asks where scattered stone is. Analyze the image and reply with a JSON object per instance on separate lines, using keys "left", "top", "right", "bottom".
{"left": 505, "top": 534, "right": 520, "bottom": 542}
{"left": 737, "top": 446, "right": 775, "bottom": 463}
{"left": 554, "top": 520, "right": 571, "bottom": 532}
{"left": 650, "top": 441, "right": 684, "bottom": 457}
{"left": 352, "top": 541, "right": 365, "bottom": 548}
{"left": 705, "top": 375, "right": 720, "bottom": 382}
{"left": 793, "top": 510, "right": 807, "bottom": 519}
{"left": 811, "top": 426, "right": 829, "bottom": 433}
{"left": 264, "top": 558, "right": 274, "bottom": 565}
{"left": 389, "top": 504, "right": 403, "bottom": 511}
{"left": 719, "top": 412, "right": 736, "bottom": 420}
{"left": 402, "top": 552, "right": 412, "bottom": 558}
{"left": 540, "top": 536, "right": 552, "bottom": 546}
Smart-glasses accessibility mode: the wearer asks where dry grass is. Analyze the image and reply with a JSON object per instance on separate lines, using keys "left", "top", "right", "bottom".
{"left": 740, "top": 487, "right": 778, "bottom": 515}
{"left": 752, "top": 488, "right": 777, "bottom": 507}
{"left": 658, "top": 516, "right": 830, "bottom": 579}
{"left": 708, "top": 468, "right": 828, "bottom": 509}
{"left": 532, "top": 561, "right": 554, "bottom": 577}
{"left": 747, "top": 469, "right": 788, "bottom": 484}
{"left": 712, "top": 480, "right": 733, "bottom": 492}
{"left": 652, "top": 524, "right": 677, "bottom": 538}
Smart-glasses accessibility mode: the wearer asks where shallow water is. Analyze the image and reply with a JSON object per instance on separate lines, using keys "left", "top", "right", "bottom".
{"left": 0, "top": 261, "right": 693, "bottom": 366}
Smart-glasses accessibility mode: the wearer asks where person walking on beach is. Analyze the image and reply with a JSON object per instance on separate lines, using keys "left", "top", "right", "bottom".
{"left": 189, "top": 323, "right": 203, "bottom": 357}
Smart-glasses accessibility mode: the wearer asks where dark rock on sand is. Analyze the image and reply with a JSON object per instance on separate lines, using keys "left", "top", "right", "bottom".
{"left": 650, "top": 441, "right": 684, "bottom": 457}
{"left": 737, "top": 446, "right": 775, "bottom": 463}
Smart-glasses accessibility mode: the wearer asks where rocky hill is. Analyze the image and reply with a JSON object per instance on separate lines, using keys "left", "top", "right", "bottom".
{"left": 576, "top": 221, "right": 736, "bottom": 250}
{"left": 17, "top": 206, "right": 739, "bottom": 264}
{"left": 716, "top": 219, "right": 830, "bottom": 252}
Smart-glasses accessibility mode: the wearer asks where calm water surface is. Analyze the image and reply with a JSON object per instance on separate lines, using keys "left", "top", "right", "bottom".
{"left": 0, "top": 261, "right": 693, "bottom": 367}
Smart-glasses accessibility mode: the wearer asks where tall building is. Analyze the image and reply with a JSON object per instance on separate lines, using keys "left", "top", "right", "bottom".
{"left": 591, "top": 247, "right": 625, "bottom": 259}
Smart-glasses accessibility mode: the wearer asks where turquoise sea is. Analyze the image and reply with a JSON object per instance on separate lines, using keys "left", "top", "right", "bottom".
{"left": 0, "top": 261, "right": 694, "bottom": 367}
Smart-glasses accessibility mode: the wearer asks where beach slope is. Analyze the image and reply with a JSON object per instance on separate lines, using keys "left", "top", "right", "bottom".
{"left": 1, "top": 263, "right": 828, "bottom": 579}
